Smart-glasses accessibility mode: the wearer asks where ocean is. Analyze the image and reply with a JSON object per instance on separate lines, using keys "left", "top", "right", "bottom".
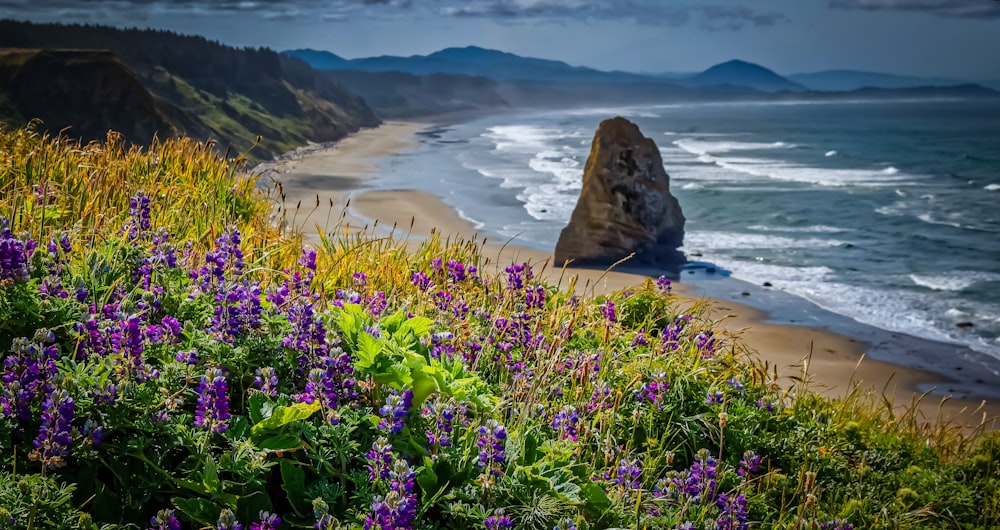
{"left": 368, "top": 99, "right": 1000, "bottom": 383}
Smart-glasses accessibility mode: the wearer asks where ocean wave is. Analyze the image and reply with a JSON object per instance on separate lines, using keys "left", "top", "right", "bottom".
{"left": 484, "top": 124, "right": 585, "bottom": 153}
{"left": 825, "top": 150, "right": 838, "bottom": 157}
{"left": 746, "top": 224, "right": 848, "bottom": 234}
{"left": 985, "top": 183, "right": 1000, "bottom": 191}
{"left": 683, "top": 230, "right": 847, "bottom": 251}
{"left": 673, "top": 139, "right": 796, "bottom": 156}
{"left": 910, "top": 272, "right": 1000, "bottom": 292}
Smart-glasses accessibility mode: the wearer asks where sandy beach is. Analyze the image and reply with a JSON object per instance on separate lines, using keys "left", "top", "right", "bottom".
{"left": 261, "top": 121, "right": 1000, "bottom": 431}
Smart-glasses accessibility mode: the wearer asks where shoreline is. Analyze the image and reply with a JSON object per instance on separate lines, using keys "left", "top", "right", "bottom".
{"left": 260, "top": 119, "right": 1000, "bottom": 430}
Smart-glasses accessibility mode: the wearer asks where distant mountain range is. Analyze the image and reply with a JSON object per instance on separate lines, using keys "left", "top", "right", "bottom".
{"left": 287, "top": 47, "right": 995, "bottom": 97}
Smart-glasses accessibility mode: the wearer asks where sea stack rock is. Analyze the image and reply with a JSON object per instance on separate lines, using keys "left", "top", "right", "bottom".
{"left": 554, "top": 117, "right": 685, "bottom": 267}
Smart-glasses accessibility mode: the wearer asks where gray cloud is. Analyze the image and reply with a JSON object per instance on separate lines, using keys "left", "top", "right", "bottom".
{"left": 0, "top": 0, "right": 404, "bottom": 22}
{"left": 439, "top": 1, "right": 786, "bottom": 29}
{"left": 830, "top": 0, "right": 1000, "bottom": 18}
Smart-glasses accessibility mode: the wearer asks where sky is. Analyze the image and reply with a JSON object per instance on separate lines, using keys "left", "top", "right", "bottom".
{"left": 2, "top": 0, "right": 1000, "bottom": 80}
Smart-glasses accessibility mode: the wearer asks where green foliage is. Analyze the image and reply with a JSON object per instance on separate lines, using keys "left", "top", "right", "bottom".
{"left": 0, "top": 127, "right": 998, "bottom": 530}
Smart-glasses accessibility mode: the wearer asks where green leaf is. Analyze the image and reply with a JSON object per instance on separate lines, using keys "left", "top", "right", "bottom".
{"left": 280, "top": 459, "right": 310, "bottom": 517}
{"left": 580, "top": 482, "right": 612, "bottom": 513}
{"left": 225, "top": 415, "right": 250, "bottom": 441}
{"left": 237, "top": 490, "right": 273, "bottom": 524}
{"left": 202, "top": 456, "right": 221, "bottom": 493}
{"left": 248, "top": 393, "right": 275, "bottom": 425}
{"left": 254, "top": 434, "right": 305, "bottom": 452}
{"left": 174, "top": 497, "right": 217, "bottom": 525}
{"left": 251, "top": 402, "right": 319, "bottom": 436}
{"left": 416, "top": 458, "right": 439, "bottom": 494}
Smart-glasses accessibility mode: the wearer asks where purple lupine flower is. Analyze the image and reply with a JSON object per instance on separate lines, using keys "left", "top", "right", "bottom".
{"left": 313, "top": 499, "right": 334, "bottom": 530}
{"left": 819, "top": 521, "right": 854, "bottom": 530}
{"left": 352, "top": 271, "right": 368, "bottom": 288}
{"left": 705, "top": 391, "right": 724, "bottom": 406}
{"left": 254, "top": 367, "right": 279, "bottom": 396}
{"left": 217, "top": 508, "right": 242, "bottom": 530}
{"left": 615, "top": 458, "right": 643, "bottom": 489}
{"left": 80, "top": 419, "right": 105, "bottom": 445}
{"left": 634, "top": 373, "right": 670, "bottom": 410}
{"left": 600, "top": 299, "right": 616, "bottom": 324}
{"left": 378, "top": 389, "right": 413, "bottom": 434}
{"left": 656, "top": 275, "right": 672, "bottom": 293}
{"left": 0, "top": 218, "right": 30, "bottom": 284}
{"left": 726, "top": 376, "right": 744, "bottom": 391}
{"left": 1, "top": 335, "right": 59, "bottom": 420}
{"left": 410, "top": 271, "right": 432, "bottom": 291}
{"left": 366, "top": 291, "right": 388, "bottom": 317}
{"left": 423, "top": 402, "right": 457, "bottom": 452}
{"left": 29, "top": 388, "right": 74, "bottom": 469}
{"left": 484, "top": 508, "right": 514, "bottom": 530}
{"left": 696, "top": 330, "right": 717, "bottom": 357}
{"left": 249, "top": 511, "right": 282, "bottom": 530}
{"left": 299, "top": 248, "right": 318, "bottom": 271}
{"left": 716, "top": 493, "right": 749, "bottom": 530}
{"left": 445, "top": 260, "right": 476, "bottom": 283}
{"left": 631, "top": 328, "right": 649, "bottom": 347}
{"left": 672, "top": 449, "right": 718, "bottom": 502}
{"left": 194, "top": 368, "right": 230, "bottom": 434}
{"left": 210, "top": 281, "right": 263, "bottom": 343}
{"left": 175, "top": 349, "right": 200, "bottom": 365}
{"left": 738, "top": 451, "right": 761, "bottom": 477}
{"left": 364, "top": 459, "right": 417, "bottom": 530}
{"left": 367, "top": 437, "right": 394, "bottom": 481}
{"left": 586, "top": 382, "right": 613, "bottom": 413}
{"left": 149, "top": 509, "right": 182, "bottom": 530}
{"left": 122, "top": 191, "right": 152, "bottom": 240}
{"left": 660, "top": 315, "right": 692, "bottom": 353}
{"left": 92, "top": 382, "right": 118, "bottom": 406}
{"left": 551, "top": 405, "right": 580, "bottom": 441}
{"left": 477, "top": 420, "right": 507, "bottom": 475}
{"left": 524, "top": 285, "right": 546, "bottom": 310}
{"left": 299, "top": 358, "right": 357, "bottom": 425}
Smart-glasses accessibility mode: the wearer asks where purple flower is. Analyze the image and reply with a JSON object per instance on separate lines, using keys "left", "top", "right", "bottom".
{"left": 122, "top": 191, "right": 152, "bottom": 240}
{"left": 194, "top": 368, "right": 230, "bottom": 434}
{"left": 656, "top": 275, "right": 672, "bottom": 293}
{"left": 705, "top": 391, "right": 724, "bottom": 406}
{"left": 716, "top": 493, "right": 749, "bottom": 530}
{"left": 423, "top": 400, "right": 458, "bottom": 452}
{"left": 600, "top": 299, "right": 616, "bottom": 324}
{"left": 410, "top": 271, "right": 432, "bottom": 291}
{"left": 149, "top": 509, "right": 181, "bottom": 530}
{"left": 254, "top": 367, "right": 279, "bottom": 396}
{"left": 299, "top": 248, "right": 317, "bottom": 271}
{"left": 819, "top": 521, "right": 854, "bottom": 530}
{"left": 367, "top": 437, "right": 394, "bottom": 481}
{"left": 0, "top": 218, "right": 31, "bottom": 284}
{"left": 615, "top": 458, "right": 643, "bottom": 489}
{"left": 364, "top": 460, "right": 417, "bottom": 530}
{"left": 484, "top": 508, "right": 514, "bottom": 530}
{"left": 249, "top": 511, "right": 282, "bottom": 530}
{"left": 445, "top": 260, "right": 476, "bottom": 283}
{"left": 477, "top": 419, "right": 507, "bottom": 475}
{"left": 299, "top": 355, "right": 357, "bottom": 425}
{"left": 29, "top": 388, "right": 74, "bottom": 469}
{"left": 366, "top": 291, "right": 388, "bottom": 317}
{"left": 1, "top": 335, "right": 59, "bottom": 421}
{"left": 738, "top": 450, "right": 761, "bottom": 477}
{"left": 313, "top": 499, "right": 334, "bottom": 530}
{"left": 634, "top": 373, "right": 670, "bottom": 409}
{"left": 378, "top": 389, "right": 413, "bottom": 434}
{"left": 217, "top": 508, "right": 242, "bottom": 530}
{"left": 551, "top": 405, "right": 580, "bottom": 441}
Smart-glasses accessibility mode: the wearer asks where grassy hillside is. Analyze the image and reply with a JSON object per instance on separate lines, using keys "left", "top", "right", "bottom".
{"left": 0, "top": 48, "right": 180, "bottom": 143}
{"left": 326, "top": 69, "right": 510, "bottom": 118}
{"left": 1, "top": 127, "right": 998, "bottom": 529}
{"left": 0, "top": 20, "right": 379, "bottom": 160}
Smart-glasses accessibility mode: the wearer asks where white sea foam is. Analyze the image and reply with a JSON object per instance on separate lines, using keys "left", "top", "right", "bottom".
{"left": 681, "top": 183, "right": 705, "bottom": 190}
{"left": 985, "top": 183, "right": 1000, "bottom": 191}
{"left": 909, "top": 272, "right": 1000, "bottom": 292}
{"left": 825, "top": 150, "right": 838, "bottom": 157}
{"left": 746, "top": 224, "right": 847, "bottom": 234}
{"left": 917, "top": 213, "right": 963, "bottom": 229}
{"left": 883, "top": 166, "right": 900, "bottom": 175}
{"left": 683, "top": 231, "right": 846, "bottom": 251}
{"left": 672, "top": 140, "right": 919, "bottom": 187}
{"left": 673, "top": 139, "right": 796, "bottom": 156}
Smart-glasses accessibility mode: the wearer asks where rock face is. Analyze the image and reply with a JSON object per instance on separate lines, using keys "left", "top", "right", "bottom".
{"left": 555, "top": 117, "right": 685, "bottom": 267}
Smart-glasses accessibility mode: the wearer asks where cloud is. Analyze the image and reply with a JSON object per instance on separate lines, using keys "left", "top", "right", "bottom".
{"left": 0, "top": 0, "right": 410, "bottom": 22}
{"left": 439, "top": 1, "right": 787, "bottom": 29}
{"left": 829, "top": 0, "right": 1000, "bottom": 19}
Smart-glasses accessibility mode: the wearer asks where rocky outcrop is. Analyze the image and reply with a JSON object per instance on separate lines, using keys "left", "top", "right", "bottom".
{"left": 554, "top": 117, "right": 685, "bottom": 267}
